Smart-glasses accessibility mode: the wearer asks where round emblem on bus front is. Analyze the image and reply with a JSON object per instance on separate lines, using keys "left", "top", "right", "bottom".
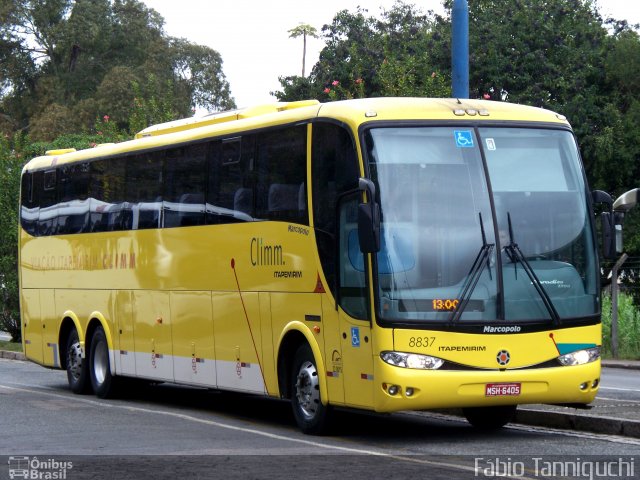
{"left": 496, "top": 350, "right": 511, "bottom": 366}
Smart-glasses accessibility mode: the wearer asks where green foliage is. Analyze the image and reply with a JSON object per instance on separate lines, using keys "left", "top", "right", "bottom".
{"left": 274, "top": 2, "right": 451, "bottom": 101}
{"left": 0, "top": 0, "right": 235, "bottom": 139}
{"left": 128, "top": 74, "right": 177, "bottom": 134}
{"left": 0, "top": 136, "right": 22, "bottom": 342}
{"left": 601, "top": 293, "right": 640, "bottom": 359}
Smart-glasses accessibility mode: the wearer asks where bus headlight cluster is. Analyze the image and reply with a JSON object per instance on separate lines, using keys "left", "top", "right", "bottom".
{"left": 558, "top": 347, "right": 600, "bottom": 366}
{"left": 381, "top": 351, "right": 444, "bottom": 370}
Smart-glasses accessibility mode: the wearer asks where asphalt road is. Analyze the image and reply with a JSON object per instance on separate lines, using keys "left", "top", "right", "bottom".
{"left": 1, "top": 359, "right": 638, "bottom": 479}
{"left": 600, "top": 367, "right": 640, "bottom": 400}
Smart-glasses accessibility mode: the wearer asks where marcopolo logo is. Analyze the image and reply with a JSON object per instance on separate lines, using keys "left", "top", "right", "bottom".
{"left": 8, "top": 456, "right": 73, "bottom": 479}
{"left": 483, "top": 325, "right": 521, "bottom": 333}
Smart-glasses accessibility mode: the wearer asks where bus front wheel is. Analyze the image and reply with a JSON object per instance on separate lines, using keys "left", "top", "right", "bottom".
{"left": 89, "top": 326, "right": 116, "bottom": 398}
{"left": 291, "top": 344, "right": 332, "bottom": 435}
{"left": 463, "top": 405, "right": 517, "bottom": 429}
{"left": 66, "top": 329, "right": 90, "bottom": 394}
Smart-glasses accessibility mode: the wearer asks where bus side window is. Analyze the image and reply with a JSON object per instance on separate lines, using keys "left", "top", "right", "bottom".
{"left": 126, "top": 152, "right": 163, "bottom": 230}
{"left": 90, "top": 157, "right": 126, "bottom": 232}
{"left": 163, "top": 145, "right": 206, "bottom": 228}
{"left": 255, "top": 125, "right": 308, "bottom": 225}
{"left": 208, "top": 136, "right": 256, "bottom": 223}
{"left": 38, "top": 169, "right": 58, "bottom": 236}
{"left": 20, "top": 171, "right": 38, "bottom": 236}
{"left": 311, "top": 122, "right": 360, "bottom": 305}
{"left": 57, "top": 163, "right": 90, "bottom": 235}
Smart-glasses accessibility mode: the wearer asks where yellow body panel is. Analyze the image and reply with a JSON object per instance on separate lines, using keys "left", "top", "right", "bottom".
{"left": 19, "top": 98, "right": 598, "bottom": 417}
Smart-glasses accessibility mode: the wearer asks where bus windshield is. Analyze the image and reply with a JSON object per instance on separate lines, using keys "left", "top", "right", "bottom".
{"left": 364, "top": 126, "right": 598, "bottom": 325}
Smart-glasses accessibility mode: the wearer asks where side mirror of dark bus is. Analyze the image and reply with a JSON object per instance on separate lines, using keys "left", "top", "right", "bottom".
{"left": 591, "top": 190, "right": 615, "bottom": 260}
{"left": 358, "top": 178, "right": 381, "bottom": 253}
{"left": 613, "top": 188, "right": 639, "bottom": 255}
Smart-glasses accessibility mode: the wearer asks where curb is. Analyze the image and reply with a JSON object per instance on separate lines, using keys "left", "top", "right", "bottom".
{"left": 601, "top": 360, "right": 640, "bottom": 370}
{"left": 0, "top": 350, "right": 26, "bottom": 361}
{"left": 516, "top": 408, "right": 640, "bottom": 439}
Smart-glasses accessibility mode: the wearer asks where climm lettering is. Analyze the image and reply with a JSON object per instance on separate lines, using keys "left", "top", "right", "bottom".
{"left": 250, "top": 237, "right": 284, "bottom": 266}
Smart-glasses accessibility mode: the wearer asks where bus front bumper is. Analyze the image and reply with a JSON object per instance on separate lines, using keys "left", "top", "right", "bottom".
{"left": 372, "top": 357, "right": 600, "bottom": 413}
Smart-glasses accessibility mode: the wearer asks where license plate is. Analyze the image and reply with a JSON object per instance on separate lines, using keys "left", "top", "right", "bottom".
{"left": 485, "top": 383, "right": 521, "bottom": 396}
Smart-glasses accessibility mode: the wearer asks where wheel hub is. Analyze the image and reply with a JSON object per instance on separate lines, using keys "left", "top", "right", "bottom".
{"left": 295, "top": 360, "right": 320, "bottom": 419}
{"left": 67, "top": 342, "right": 83, "bottom": 380}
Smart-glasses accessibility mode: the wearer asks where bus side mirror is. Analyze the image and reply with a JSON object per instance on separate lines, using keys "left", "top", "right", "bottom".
{"left": 601, "top": 212, "right": 615, "bottom": 259}
{"left": 358, "top": 202, "right": 380, "bottom": 253}
{"left": 358, "top": 177, "right": 380, "bottom": 253}
{"left": 592, "top": 190, "right": 615, "bottom": 260}
{"left": 613, "top": 188, "right": 639, "bottom": 255}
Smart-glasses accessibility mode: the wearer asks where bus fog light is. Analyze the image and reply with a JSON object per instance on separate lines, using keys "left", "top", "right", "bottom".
{"left": 558, "top": 347, "right": 600, "bottom": 366}
{"left": 591, "top": 379, "right": 599, "bottom": 388}
{"left": 405, "top": 387, "right": 414, "bottom": 397}
{"left": 381, "top": 351, "right": 444, "bottom": 370}
{"left": 579, "top": 382, "right": 588, "bottom": 390}
{"left": 387, "top": 385, "right": 399, "bottom": 396}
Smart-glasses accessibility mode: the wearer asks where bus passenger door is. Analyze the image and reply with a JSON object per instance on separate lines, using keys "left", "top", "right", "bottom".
{"left": 337, "top": 197, "right": 374, "bottom": 408}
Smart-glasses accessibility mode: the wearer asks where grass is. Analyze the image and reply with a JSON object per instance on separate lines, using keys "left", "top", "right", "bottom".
{"left": 601, "top": 292, "right": 640, "bottom": 360}
{"left": 0, "top": 340, "right": 22, "bottom": 352}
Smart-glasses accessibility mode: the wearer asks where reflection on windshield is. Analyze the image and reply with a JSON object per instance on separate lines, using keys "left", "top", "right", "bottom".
{"left": 364, "top": 126, "right": 598, "bottom": 325}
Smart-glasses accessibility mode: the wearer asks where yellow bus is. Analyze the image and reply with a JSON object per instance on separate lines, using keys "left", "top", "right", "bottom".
{"left": 19, "top": 98, "right": 607, "bottom": 434}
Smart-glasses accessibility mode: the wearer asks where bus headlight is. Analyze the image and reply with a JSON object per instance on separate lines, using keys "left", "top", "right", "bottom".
{"left": 381, "top": 351, "right": 444, "bottom": 370}
{"left": 558, "top": 347, "right": 600, "bottom": 366}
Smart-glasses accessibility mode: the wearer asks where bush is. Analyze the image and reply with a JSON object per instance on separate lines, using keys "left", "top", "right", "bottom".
{"left": 601, "top": 292, "right": 640, "bottom": 359}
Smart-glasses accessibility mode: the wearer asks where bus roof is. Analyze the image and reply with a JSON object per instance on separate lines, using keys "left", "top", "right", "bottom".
{"left": 23, "top": 97, "right": 570, "bottom": 173}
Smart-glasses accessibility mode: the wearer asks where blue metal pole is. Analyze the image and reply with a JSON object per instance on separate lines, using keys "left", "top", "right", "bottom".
{"left": 451, "top": 0, "right": 469, "bottom": 99}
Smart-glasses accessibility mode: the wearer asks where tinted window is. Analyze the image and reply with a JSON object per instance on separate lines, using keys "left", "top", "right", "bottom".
{"left": 126, "top": 152, "right": 163, "bottom": 229}
{"left": 163, "top": 145, "right": 207, "bottom": 228}
{"left": 256, "top": 125, "right": 308, "bottom": 224}
{"left": 38, "top": 170, "right": 58, "bottom": 235}
{"left": 20, "top": 172, "right": 37, "bottom": 236}
{"left": 57, "top": 163, "right": 90, "bottom": 234}
{"left": 90, "top": 158, "right": 126, "bottom": 232}
{"left": 311, "top": 122, "right": 359, "bottom": 297}
{"left": 208, "top": 137, "right": 256, "bottom": 223}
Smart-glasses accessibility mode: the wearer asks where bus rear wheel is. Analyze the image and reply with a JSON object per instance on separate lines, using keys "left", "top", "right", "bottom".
{"left": 291, "top": 344, "right": 332, "bottom": 435}
{"left": 89, "top": 326, "right": 117, "bottom": 398}
{"left": 463, "top": 405, "right": 517, "bottom": 430}
{"left": 66, "top": 329, "right": 90, "bottom": 394}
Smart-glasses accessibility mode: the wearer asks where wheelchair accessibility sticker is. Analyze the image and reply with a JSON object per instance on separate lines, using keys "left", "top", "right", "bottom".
{"left": 454, "top": 130, "right": 474, "bottom": 148}
{"left": 351, "top": 327, "right": 360, "bottom": 347}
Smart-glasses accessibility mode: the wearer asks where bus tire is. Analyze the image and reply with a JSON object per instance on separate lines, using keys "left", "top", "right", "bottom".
{"left": 89, "top": 326, "right": 117, "bottom": 399}
{"left": 463, "top": 405, "right": 517, "bottom": 430}
{"left": 291, "top": 344, "right": 332, "bottom": 435}
{"left": 65, "top": 329, "right": 91, "bottom": 394}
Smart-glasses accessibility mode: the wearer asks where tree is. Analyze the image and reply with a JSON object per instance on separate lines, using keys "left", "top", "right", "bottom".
{"left": 275, "top": 3, "right": 450, "bottom": 102}
{"left": 288, "top": 23, "right": 319, "bottom": 77}
{"left": 170, "top": 38, "right": 236, "bottom": 112}
{"left": 0, "top": 136, "right": 23, "bottom": 341}
{"left": 0, "top": 0, "right": 235, "bottom": 138}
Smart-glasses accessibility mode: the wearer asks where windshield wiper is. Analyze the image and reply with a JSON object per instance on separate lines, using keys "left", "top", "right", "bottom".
{"left": 450, "top": 213, "right": 494, "bottom": 324}
{"left": 504, "top": 213, "right": 561, "bottom": 326}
